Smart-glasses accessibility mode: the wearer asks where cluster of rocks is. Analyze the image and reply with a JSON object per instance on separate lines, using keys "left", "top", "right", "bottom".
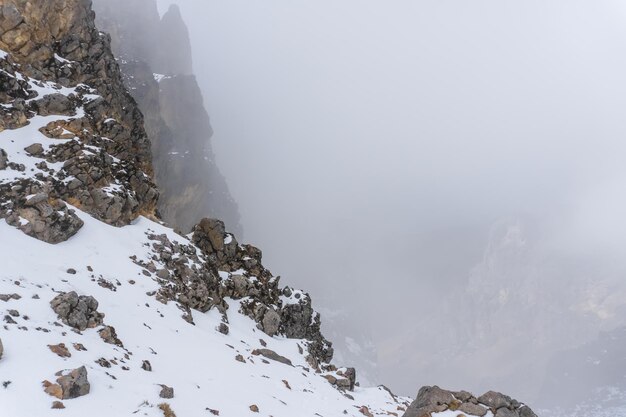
{"left": 402, "top": 386, "right": 538, "bottom": 417}
{"left": 0, "top": 0, "right": 159, "bottom": 243}
{"left": 133, "top": 217, "right": 333, "bottom": 366}
{"left": 50, "top": 291, "right": 104, "bottom": 331}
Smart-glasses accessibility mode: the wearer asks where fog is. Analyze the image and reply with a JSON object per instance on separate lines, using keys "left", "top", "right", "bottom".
{"left": 157, "top": 0, "right": 626, "bottom": 409}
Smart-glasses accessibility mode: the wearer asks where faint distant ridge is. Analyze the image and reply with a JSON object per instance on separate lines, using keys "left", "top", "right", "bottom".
{"left": 93, "top": 0, "right": 243, "bottom": 236}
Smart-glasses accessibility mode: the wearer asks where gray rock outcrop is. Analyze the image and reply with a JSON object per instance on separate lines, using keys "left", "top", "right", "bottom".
{"left": 402, "top": 386, "right": 537, "bottom": 417}
{"left": 50, "top": 291, "right": 104, "bottom": 331}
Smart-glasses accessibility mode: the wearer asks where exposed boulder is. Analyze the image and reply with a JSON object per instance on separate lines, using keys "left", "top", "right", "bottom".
{"left": 43, "top": 366, "right": 90, "bottom": 400}
{"left": 30, "top": 93, "right": 76, "bottom": 116}
{"left": 261, "top": 309, "right": 281, "bottom": 337}
{"left": 5, "top": 192, "right": 84, "bottom": 244}
{"left": 50, "top": 291, "right": 104, "bottom": 331}
{"left": 402, "top": 386, "right": 537, "bottom": 417}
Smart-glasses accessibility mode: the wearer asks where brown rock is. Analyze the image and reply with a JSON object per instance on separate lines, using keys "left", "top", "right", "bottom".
{"left": 51, "top": 401, "right": 65, "bottom": 409}
{"left": 48, "top": 343, "right": 71, "bottom": 358}
{"left": 99, "top": 325, "right": 123, "bottom": 347}
{"left": 249, "top": 405, "right": 259, "bottom": 413}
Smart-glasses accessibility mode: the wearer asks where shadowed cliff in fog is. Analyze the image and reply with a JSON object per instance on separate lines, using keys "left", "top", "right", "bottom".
{"left": 93, "top": 0, "right": 242, "bottom": 235}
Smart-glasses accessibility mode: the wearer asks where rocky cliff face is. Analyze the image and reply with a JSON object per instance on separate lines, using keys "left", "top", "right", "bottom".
{"left": 0, "top": 0, "right": 159, "bottom": 239}
{"left": 92, "top": 0, "right": 242, "bottom": 235}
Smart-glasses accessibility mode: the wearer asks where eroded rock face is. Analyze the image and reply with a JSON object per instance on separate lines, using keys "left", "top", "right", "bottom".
{"left": 402, "top": 386, "right": 538, "bottom": 417}
{"left": 50, "top": 291, "right": 104, "bottom": 331}
{"left": 0, "top": 0, "right": 159, "bottom": 243}
{"left": 93, "top": 0, "right": 242, "bottom": 236}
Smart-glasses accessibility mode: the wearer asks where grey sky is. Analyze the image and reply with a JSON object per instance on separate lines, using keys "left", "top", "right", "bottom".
{"left": 157, "top": 0, "right": 626, "bottom": 404}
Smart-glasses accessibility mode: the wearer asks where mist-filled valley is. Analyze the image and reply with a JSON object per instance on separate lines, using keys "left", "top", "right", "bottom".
{"left": 156, "top": 0, "right": 626, "bottom": 413}
{"left": 1, "top": 0, "right": 626, "bottom": 415}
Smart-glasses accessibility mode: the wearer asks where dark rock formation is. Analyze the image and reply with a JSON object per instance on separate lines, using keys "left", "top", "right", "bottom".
{"left": 93, "top": 0, "right": 242, "bottom": 235}
{"left": 50, "top": 291, "right": 104, "bottom": 331}
{"left": 135, "top": 217, "right": 333, "bottom": 365}
{"left": 402, "top": 386, "right": 537, "bottom": 417}
{"left": 0, "top": 0, "right": 159, "bottom": 242}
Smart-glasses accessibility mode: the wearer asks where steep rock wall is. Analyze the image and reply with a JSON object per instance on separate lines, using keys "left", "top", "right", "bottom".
{"left": 93, "top": 0, "right": 242, "bottom": 235}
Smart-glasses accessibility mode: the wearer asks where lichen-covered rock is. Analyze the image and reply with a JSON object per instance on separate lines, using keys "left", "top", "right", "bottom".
{"left": 50, "top": 291, "right": 104, "bottom": 331}
{"left": 402, "top": 386, "right": 537, "bottom": 417}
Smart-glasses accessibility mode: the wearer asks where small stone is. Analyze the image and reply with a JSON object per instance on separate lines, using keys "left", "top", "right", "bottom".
{"left": 72, "top": 343, "right": 87, "bottom": 351}
{"left": 95, "top": 358, "right": 111, "bottom": 368}
{"left": 7, "top": 310, "right": 19, "bottom": 317}
{"left": 24, "top": 143, "right": 44, "bottom": 156}
{"left": 141, "top": 360, "right": 152, "bottom": 371}
{"left": 48, "top": 343, "right": 71, "bottom": 358}
{"left": 249, "top": 405, "right": 259, "bottom": 413}
{"left": 359, "top": 406, "right": 374, "bottom": 417}
{"left": 217, "top": 323, "right": 229, "bottom": 335}
{"left": 51, "top": 401, "right": 65, "bottom": 409}
{"left": 159, "top": 384, "right": 174, "bottom": 399}
{"left": 235, "top": 354, "right": 246, "bottom": 363}
{"left": 251, "top": 349, "right": 292, "bottom": 366}
{"left": 99, "top": 325, "right": 123, "bottom": 347}
{"left": 66, "top": 268, "right": 77, "bottom": 275}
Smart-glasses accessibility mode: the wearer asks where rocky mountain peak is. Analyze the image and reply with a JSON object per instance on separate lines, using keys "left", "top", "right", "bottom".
{"left": 154, "top": 3, "right": 192, "bottom": 75}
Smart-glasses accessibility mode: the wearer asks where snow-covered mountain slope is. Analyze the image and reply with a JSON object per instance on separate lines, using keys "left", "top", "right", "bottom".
{"left": 0, "top": 1, "right": 542, "bottom": 416}
{"left": 0, "top": 3, "right": 409, "bottom": 413}
{"left": 0, "top": 209, "right": 409, "bottom": 416}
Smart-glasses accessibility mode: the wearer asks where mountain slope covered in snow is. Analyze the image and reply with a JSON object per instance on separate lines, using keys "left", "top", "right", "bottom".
{"left": 0, "top": 1, "right": 540, "bottom": 416}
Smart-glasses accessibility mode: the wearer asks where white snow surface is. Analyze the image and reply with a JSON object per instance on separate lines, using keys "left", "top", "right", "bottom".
{"left": 0, "top": 211, "right": 409, "bottom": 416}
